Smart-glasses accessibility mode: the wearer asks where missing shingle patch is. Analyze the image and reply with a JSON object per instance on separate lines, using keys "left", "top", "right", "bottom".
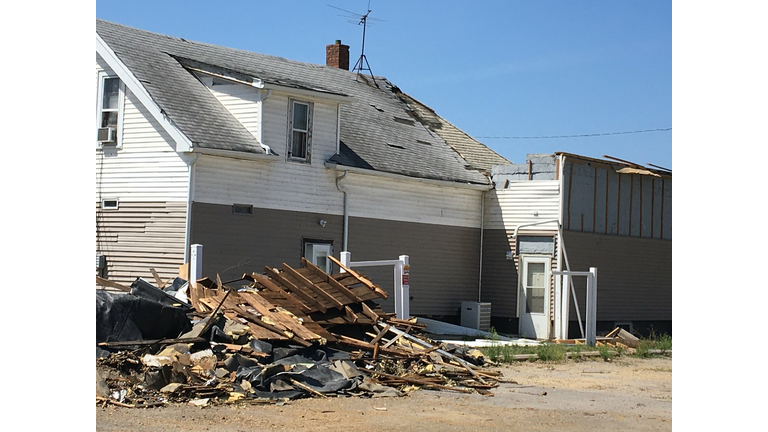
{"left": 393, "top": 117, "right": 416, "bottom": 126}
{"left": 386, "top": 143, "right": 406, "bottom": 149}
{"left": 370, "top": 104, "right": 385, "bottom": 112}
{"left": 416, "top": 140, "right": 432, "bottom": 145}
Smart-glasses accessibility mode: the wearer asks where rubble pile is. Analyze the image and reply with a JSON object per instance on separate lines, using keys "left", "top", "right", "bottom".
{"left": 96, "top": 257, "right": 500, "bottom": 408}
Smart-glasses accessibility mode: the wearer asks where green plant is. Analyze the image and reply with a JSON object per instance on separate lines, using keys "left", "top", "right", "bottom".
{"left": 597, "top": 345, "right": 614, "bottom": 361}
{"left": 535, "top": 343, "right": 567, "bottom": 362}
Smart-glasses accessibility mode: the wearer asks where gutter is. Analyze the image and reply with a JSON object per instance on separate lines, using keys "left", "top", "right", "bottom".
{"left": 324, "top": 163, "right": 493, "bottom": 191}
{"left": 191, "top": 147, "right": 281, "bottom": 162}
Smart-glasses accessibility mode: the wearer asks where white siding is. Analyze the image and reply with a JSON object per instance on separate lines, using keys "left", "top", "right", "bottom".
{"left": 95, "top": 71, "right": 190, "bottom": 202}
{"left": 193, "top": 157, "right": 483, "bottom": 228}
{"left": 96, "top": 55, "right": 189, "bottom": 286}
{"left": 344, "top": 173, "right": 483, "bottom": 228}
{"left": 262, "top": 93, "right": 339, "bottom": 163}
{"left": 484, "top": 180, "right": 560, "bottom": 232}
{"left": 206, "top": 83, "right": 261, "bottom": 139}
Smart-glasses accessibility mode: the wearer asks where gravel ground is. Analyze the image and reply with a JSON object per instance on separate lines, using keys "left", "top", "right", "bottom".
{"left": 96, "top": 355, "right": 672, "bottom": 431}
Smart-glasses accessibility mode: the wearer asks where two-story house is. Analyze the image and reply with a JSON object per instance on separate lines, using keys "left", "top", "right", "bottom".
{"left": 95, "top": 19, "right": 509, "bottom": 318}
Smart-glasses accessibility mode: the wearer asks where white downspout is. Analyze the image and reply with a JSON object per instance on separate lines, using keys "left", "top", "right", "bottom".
{"left": 335, "top": 171, "right": 349, "bottom": 251}
{"left": 478, "top": 190, "right": 485, "bottom": 302}
{"left": 184, "top": 153, "right": 201, "bottom": 263}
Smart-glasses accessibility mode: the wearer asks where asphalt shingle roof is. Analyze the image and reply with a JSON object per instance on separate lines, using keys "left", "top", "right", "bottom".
{"left": 97, "top": 19, "right": 509, "bottom": 185}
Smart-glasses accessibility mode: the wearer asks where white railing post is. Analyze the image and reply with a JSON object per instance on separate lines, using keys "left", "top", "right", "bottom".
{"left": 560, "top": 274, "right": 571, "bottom": 340}
{"left": 399, "top": 255, "right": 410, "bottom": 320}
{"left": 586, "top": 267, "right": 598, "bottom": 346}
{"left": 190, "top": 244, "right": 203, "bottom": 285}
{"left": 340, "top": 251, "right": 351, "bottom": 273}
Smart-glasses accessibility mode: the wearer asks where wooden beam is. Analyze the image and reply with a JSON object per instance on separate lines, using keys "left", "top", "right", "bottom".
{"left": 150, "top": 268, "right": 165, "bottom": 288}
{"left": 327, "top": 255, "right": 389, "bottom": 299}
{"left": 238, "top": 291, "right": 322, "bottom": 342}
{"left": 96, "top": 276, "right": 130, "bottom": 292}
{"left": 282, "top": 263, "right": 344, "bottom": 309}
{"left": 302, "top": 257, "right": 363, "bottom": 303}
{"left": 265, "top": 266, "right": 327, "bottom": 313}
{"left": 251, "top": 273, "right": 313, "bottom": 314}
{"left": 361, "top": 302, "right": 381, "bottom": 321}
{"left": 344, "top": 305, "right": 360, "bottom": 323}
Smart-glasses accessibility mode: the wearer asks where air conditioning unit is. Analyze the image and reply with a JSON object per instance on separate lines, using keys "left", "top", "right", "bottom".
{"left": 460, "top": 301, "right": 491, "bottom": 331}
{"left": 97, "top": 127, "right": 116, "bottom": 143}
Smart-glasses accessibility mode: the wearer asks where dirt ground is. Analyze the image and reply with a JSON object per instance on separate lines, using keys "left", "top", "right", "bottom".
{"left": 96, "top": 355, "right": 671, "bottom": 431}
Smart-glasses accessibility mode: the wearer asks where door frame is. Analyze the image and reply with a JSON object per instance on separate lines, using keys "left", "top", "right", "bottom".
{"left": 517, "top": 254, "right": 552, "bottom": 339}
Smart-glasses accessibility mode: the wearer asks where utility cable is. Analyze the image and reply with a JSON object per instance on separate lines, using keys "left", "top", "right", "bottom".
{"left": 477, "top": 127, "right": 671, "bottom": 140}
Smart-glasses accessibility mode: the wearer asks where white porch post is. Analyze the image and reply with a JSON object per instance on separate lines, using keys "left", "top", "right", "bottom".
{"left": 585, "top": 267, "right": 598, "bottom": 346}
{"left": 190, "top": 244, "right": 203, "bottom": 285}
{"left": 339, "top": 251, "right": 351, "bottom": 273}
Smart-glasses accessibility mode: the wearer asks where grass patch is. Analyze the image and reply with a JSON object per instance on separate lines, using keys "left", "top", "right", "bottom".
{"left": 633, "top": 329, "right": 672, "bottom": 358}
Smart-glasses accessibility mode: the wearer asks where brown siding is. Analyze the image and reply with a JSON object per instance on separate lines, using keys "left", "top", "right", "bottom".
{"left": 190, "top": 202, "right": 343, "bottom": 284}
{"left": 190, "top": 203, "right": 482, "bottom": 317}
{"left": 96, "top": 201, "right": 187, "bottom": 287}
{"left": 562, "top": 230, "right": 671, "bottom": 321}
{"left": 480, "top": 229, "right": 518, "bottom": 318}
{"left": 347, "top": 217, "right": 481, "bottom": 317}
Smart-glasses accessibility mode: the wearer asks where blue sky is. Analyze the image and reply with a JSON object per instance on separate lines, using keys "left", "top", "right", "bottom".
{"left": 95, "top": 0, "right": 672, "bottom": 169}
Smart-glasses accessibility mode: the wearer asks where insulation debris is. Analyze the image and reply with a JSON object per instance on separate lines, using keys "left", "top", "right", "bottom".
{"left": 96, "top": 258, "right": 502, "bottom": 407}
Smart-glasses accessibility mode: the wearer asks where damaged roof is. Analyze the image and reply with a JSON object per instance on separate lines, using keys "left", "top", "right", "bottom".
{"left": 96, "top": 19, "right": 508, "bottom": 185}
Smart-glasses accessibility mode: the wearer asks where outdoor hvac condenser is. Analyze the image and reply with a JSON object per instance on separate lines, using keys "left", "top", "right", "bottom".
{"left": 460, "top": 302, "right": 491, "bottom": 331}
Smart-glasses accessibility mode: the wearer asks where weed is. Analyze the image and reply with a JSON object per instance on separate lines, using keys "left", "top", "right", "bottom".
{"left": 535, "top": 344, "right": 567, "bottom": 362}
{"left": 597, "top": 345, "right": 614, "bottom": 361}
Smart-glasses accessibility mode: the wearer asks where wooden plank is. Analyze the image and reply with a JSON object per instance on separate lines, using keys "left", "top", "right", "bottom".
{"left": 96, "top": 276, "right": 131, "bottom": 292}
{"left": 344, "top": 306, "right": 360, "bottom": 324}
{"left": 302, "top": 257, "right": 363, "bottom": 303}
{"left": 362, "top": 370, "right": 474, "bottom": 394}
{"left": 265, "top": 266, "right": 327, "bottom": 313}
{"left": 361, "top": 302, "right": 381, "bottom": 321}
{"left": 150, "top": 268, "right": 165, "bottom": 288}
{"left": 178, "top": 263, "right": 189, "bottom": 280}
{"left": 238, "top": 291, "right": 322, "bottom": 342}
{"left": 282, "top": 263, "right": 344, "bottom": 309}
{"left": 327, "top": 255, "right": 389, "bottom": 299}
{"left": 251, "top": 273, "right": 313, "bottom": 314}
{"left": 369, "top": 324, "right": 391, "bottom": 346}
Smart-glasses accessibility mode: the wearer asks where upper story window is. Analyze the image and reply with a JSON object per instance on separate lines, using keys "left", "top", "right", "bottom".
{"left": 97, "top": 73, "right": 124, "bottom": 148}
{"left": 287, "top": 99, "right": 313, "bottom": 162}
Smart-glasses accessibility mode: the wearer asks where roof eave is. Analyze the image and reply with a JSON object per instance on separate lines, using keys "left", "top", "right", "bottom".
{"left": 96, "top": 33, "right": 195, "bottom": 153}
{"left": 324, "top": 162, "right": 493, "bottom": 191}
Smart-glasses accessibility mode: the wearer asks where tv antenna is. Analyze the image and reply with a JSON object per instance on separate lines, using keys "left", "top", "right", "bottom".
{"left": 328, "top": 2, "right": 385, "bottom": 84}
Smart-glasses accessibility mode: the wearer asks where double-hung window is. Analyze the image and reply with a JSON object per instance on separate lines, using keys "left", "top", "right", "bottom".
{"left": 97, "top": 73, "right": 124, "bottom": 147}
{"left": 288, "top": 99, "right": 312, "bottom": 162}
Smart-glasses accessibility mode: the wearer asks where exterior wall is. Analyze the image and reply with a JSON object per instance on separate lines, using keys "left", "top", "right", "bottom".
{"left": 193, "top": 157, "right": 483, "bottom": 229}
{"left": 190, "top": 202, "right": 482, "bottom": 317}
{"left": 561, "top": 230, "right": 672, "bottom": 323}
{"left": 96, "top": 56, "right": 189, "bottom": 287}
{"left": 189, "top": 202, "right": 343, "bottom": 284}
{"left": 562, "top": 158, "right": 671, "bottom": 239}
{"left": 481, "top": 181, "right": 560, "bottom": 326}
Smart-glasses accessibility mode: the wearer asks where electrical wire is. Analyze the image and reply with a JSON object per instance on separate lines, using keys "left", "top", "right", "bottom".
{"left": 476, "top": 127, "right": 671, "bottom": 140}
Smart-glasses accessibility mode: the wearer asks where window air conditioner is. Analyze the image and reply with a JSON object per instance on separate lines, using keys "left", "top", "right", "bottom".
{"left": 97, "top": 127, "right": 116, "bottom": 143}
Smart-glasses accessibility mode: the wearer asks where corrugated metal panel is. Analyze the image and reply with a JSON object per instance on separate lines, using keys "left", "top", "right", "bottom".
{"left": 96, "top": 201, "right": 187, "bottom": 287}
{"left": 562, "top": 230, "right": 671, "bottom": 321}
{"left": 484, "top": 181, "right": 560, "bottom": 231}
{"left": 562, "top": 160, "right": 671, "bottom": 240}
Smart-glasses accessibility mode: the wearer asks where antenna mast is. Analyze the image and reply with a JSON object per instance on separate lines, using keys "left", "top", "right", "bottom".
{"left": 328, "top": 2, "right": 382, "bottom": 84}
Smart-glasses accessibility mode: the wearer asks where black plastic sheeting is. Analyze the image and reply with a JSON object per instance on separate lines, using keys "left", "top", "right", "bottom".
{"left": 96, "top": 291, "right": 192, "bottom": 351}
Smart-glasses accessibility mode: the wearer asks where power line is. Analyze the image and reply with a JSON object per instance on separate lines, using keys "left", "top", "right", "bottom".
{"left": 476, "top": 127, "right": 671, "bottom": 140}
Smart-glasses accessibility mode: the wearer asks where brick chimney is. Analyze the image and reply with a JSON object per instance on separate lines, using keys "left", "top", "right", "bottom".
{"left": 326, "top": 40, "right": 350, "bottom": 70}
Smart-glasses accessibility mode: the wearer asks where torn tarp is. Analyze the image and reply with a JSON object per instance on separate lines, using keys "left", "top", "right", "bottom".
{"left": 96, "top": 291, "right": 192, "bottom": 349}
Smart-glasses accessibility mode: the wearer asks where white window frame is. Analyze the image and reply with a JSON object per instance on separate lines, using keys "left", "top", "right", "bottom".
{"left": 304, "top": 240, "right": 333, "bottom": 273}
{"left": 96, "top": 71, "right": 125, "bottom": 149}
{"left": 287, "top": 99, "right": 313, "bottom": 163}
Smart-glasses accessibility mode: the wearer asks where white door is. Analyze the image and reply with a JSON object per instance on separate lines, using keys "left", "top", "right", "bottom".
{"left": 519, "top": 255, "right": 551, "bottom": 339}
{"left": 304, "top": 242, "right": 333, "bottom": 273}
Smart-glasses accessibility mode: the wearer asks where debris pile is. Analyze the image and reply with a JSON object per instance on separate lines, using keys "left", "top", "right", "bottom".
{"left": 96, "top": 256, "right": 500, "bottom": 408}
